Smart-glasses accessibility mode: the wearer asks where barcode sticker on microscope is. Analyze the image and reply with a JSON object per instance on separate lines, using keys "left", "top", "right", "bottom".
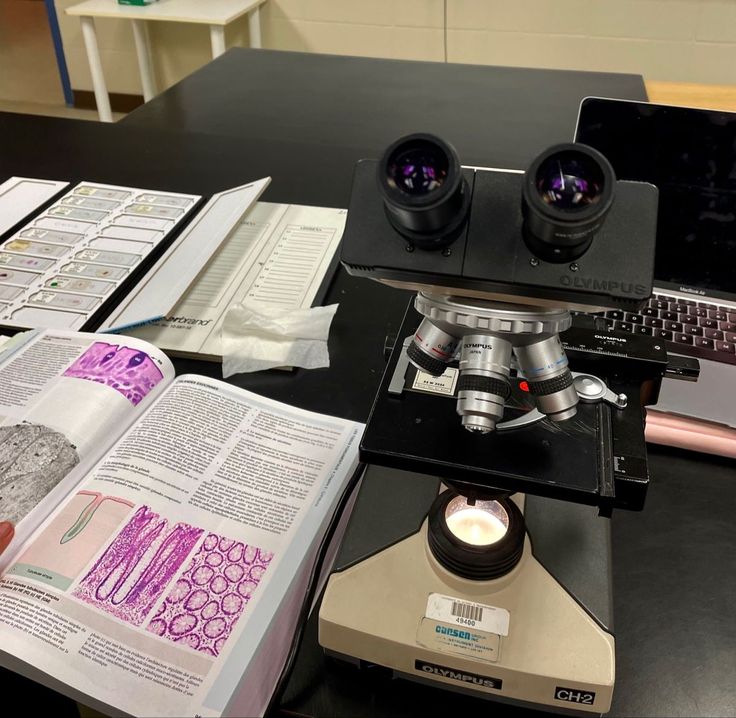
{"left": 452, "top": 600, "right": 484, "bottom": 622}
{"left": 426, "top": 593, "right": 510, "bottom": 636}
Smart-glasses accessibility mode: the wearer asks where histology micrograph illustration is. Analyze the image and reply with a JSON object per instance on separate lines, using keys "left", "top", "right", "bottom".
{"left": 0, "top": 422, "right": 80, "bottom": 525}
{"left": 63, "top": 342, "right": 164, "bottom": 405}
{"left": 146, "top": 533, "right": 274, "bottom": 657}
{"left": 73, "top": 505, "right": 203, "bottom": 625}
{"left": 17, "top": 490, "right": 133, "bottom": 587}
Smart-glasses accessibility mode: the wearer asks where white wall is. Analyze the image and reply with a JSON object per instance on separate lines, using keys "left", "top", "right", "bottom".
{"left": 445, "top": 0, "right": 736, "bottom": 82}
{"left": 55, "top": 0, "right": 736, "bottom": 96}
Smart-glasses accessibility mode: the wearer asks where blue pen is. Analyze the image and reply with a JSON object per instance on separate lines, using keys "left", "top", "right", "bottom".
{"left": 99, "top": 316, "right": 165, "bottom": 334}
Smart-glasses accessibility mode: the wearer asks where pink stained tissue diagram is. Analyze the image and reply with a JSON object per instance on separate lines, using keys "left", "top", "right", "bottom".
{"left": 146, "top": 533, "right": 274, "bottom": 657}
{"left": 73, "top": 505, "right": 203, "bottom": 626}
{"left": 63, "top": 341, "right": 164, "bottom": 405}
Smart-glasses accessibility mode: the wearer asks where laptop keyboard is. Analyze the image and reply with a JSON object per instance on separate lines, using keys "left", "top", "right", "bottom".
{"left": 601, "top": 293, "right": 736, "bottom": 366}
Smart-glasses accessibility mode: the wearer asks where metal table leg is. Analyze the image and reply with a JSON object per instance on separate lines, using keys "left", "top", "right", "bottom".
{"left": 80, "top": 16, "right": 112, "bottom": 122}
{"left": 131, "top": 19, "right": 156, "bottom": 103}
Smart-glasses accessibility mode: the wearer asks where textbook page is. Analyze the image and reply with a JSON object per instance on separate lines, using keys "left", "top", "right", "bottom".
{"left": 131, "top": 202, "right": 346, "bottom": 360}
{"left": 0, "top": 329, "right": 175, "bottom": 551}
{"left": 0, "top": 376, "right": 362, "bottom": 717}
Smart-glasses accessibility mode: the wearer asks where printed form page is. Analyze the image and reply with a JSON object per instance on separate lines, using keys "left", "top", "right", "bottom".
{"left": 132, "top": 203, "right": 347, "bottom": 359}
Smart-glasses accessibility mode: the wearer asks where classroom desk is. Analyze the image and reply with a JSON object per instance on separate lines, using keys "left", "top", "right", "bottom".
{"left": 66, "top": 0, "right": 267, "bottom": 122}
{"left": 1, "top": 51, "right": 735, "bottom": 717}
{"left": 647, "top": 80, "right": 736, "bottom": 112}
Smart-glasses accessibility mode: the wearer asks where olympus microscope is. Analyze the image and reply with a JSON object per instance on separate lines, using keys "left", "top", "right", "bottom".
{"left": 319, "top": 133, "right": 668, "bottom": 714}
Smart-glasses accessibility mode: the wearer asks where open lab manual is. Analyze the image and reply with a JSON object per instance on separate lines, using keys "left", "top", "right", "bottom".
{"left": 0, "top": 328, "right": 362, "bottom": 717}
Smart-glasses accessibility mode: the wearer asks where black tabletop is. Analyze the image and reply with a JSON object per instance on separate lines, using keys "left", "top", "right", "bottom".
{"left": 2, "top": 49, "right": 733, "bottom": 718}
{"left": 121, "top": 48, "right": 646, "bottom": 171}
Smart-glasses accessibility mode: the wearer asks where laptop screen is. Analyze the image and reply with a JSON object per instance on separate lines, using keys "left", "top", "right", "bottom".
{"left": 575, "top": 97, "right": 736, "bottom": 301}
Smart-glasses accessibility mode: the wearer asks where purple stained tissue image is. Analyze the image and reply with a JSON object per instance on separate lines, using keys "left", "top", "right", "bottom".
{"left": 63, "top": 341, "right": 164, "bottom": 405}
{"left": 73, "top": 505, "right": 203, "bottom": 626}
{"left": 146, "top": 533, "right": 274, "bottom": 657}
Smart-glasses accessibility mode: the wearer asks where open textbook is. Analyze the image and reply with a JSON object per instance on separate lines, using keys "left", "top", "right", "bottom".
{"left": 0, "top": 329, "right": 362, "bottom": 717}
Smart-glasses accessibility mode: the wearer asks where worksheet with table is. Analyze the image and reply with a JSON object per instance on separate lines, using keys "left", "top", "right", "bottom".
{"left": 130, "top": 202, "right": 346, "bottom": 361}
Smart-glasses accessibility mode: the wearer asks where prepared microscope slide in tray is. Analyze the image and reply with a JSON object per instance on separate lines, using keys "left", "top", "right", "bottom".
{"left": 0, "top": 182, "right": 201, "bottom": 332}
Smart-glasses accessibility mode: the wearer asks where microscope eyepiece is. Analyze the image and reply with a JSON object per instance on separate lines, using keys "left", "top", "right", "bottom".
{"left": 384, "top": 137, "right": 450, "bottom": 197}
{"left": 521, "top": 143, "right": 615, "bottom": 263}
{"left": 378, "top": 133, "right": 470, "bottom": 249}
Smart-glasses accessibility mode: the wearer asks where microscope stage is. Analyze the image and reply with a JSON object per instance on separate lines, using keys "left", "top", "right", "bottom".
{"left": 360, "top": 304, "right": 662, "bottom": 512}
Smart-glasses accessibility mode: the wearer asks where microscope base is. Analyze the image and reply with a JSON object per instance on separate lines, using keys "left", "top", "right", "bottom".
{"left": 319, "top": 507, "right": 615, "bottom": 715}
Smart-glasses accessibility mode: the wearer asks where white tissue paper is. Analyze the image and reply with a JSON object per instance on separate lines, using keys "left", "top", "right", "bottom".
{"left": 221, "top": 301, "right": 339, "bottom": 377}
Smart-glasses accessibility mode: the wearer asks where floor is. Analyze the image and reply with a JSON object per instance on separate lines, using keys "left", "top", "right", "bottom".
{"left": 0, "top": 0, "right": 125, "bottom": 122}
{"left": 0, "top": 98, "right": 125, "bottom": 122}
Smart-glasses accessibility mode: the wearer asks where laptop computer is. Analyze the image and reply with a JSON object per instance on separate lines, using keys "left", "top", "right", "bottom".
{"left": 574, "top": 97, "right": 736, "bottom": 429}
